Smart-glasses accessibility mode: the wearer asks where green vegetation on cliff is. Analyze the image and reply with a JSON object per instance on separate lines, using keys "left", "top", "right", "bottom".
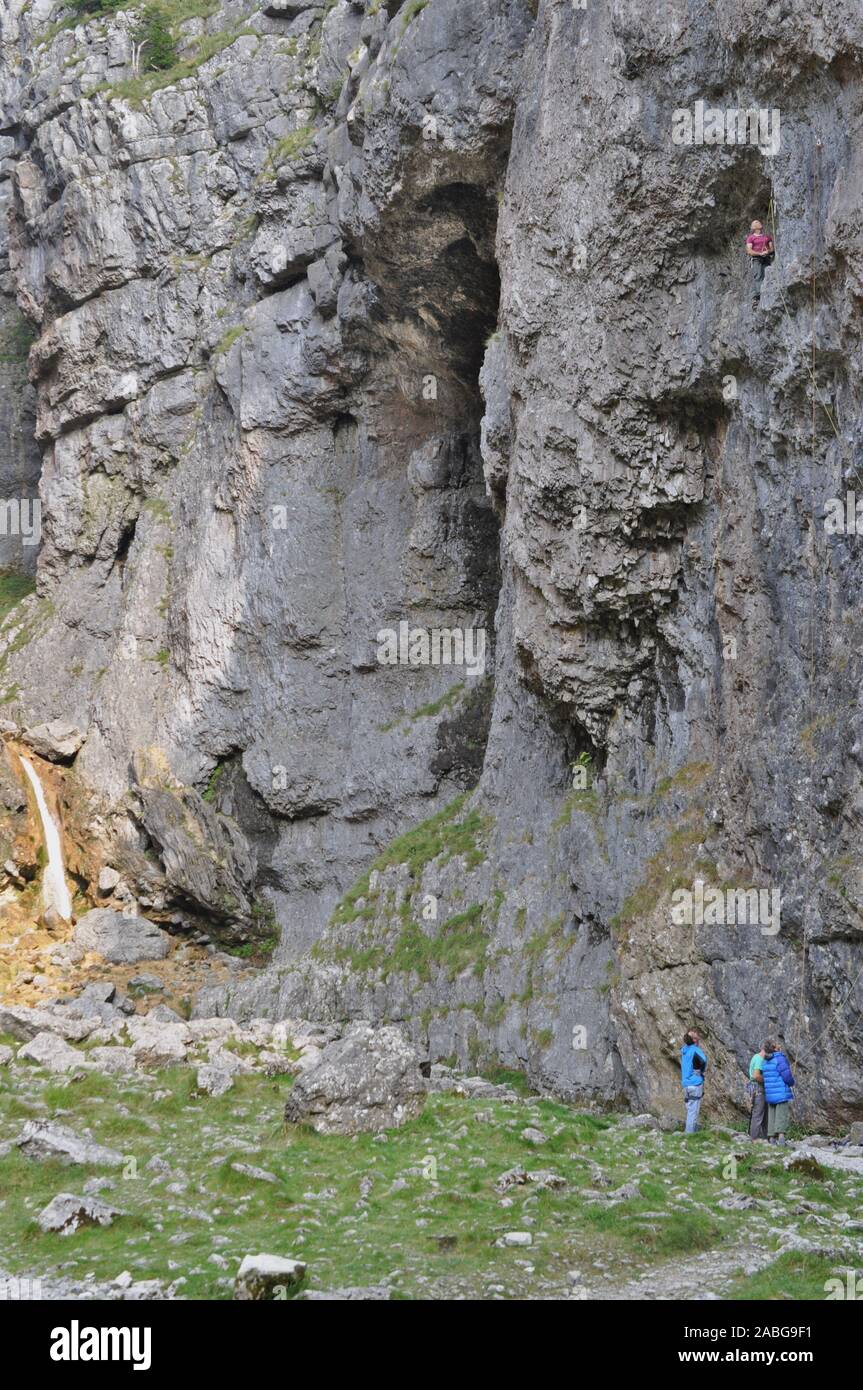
{"left": 330, "top": 792, "right": 492, "bottom": 930}
{"left": 0, "top": 573, "right": 36, "bottom": 627}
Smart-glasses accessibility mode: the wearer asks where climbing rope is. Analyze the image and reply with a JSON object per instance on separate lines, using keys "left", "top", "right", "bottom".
{"left": 773, "top": 139, "right": 863, "bottom": 1077}
{"left": 794, "top": 954, "right": 863, "bottom": 1069}
{"left": 791, "top": 140, "right": 819, "bottom": 1072}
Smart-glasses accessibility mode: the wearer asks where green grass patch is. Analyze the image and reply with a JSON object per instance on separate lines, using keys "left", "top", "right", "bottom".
{"left": 93, "top": 26, "right": 259, "bottom": 107}
{"left": 256, "top": 127, "right": 315, "bottom": 183}
{"left": 0, "top": 573, "right": 36, "bottom": 626}
{"left": 328, "top": 792, "right": 491, "bottom": 930}
{"left": 212, "top": 324, "right": 246, "bottom": 356}
{"left": 610, "top": 814, "right": 715, "bottom": 933}
{"left": 727, "top": 1250, "right": 856, "bottom": 1301}
{"left": 551, "top": 788, "right": 601, "bottom": 831}
{"left": 1, "top": 1022, "right": 857, "bottom": 1300}
{"left": 379, "top": 683, "right": 466, "bottom": 732}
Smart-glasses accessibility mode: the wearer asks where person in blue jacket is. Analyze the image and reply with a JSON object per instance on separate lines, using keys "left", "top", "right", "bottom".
{"left": 680, "top": 1029, "right": 708, "bottom": 1133}
{"left": 761, "top": 1038, "right": 795, "bottom": 1144}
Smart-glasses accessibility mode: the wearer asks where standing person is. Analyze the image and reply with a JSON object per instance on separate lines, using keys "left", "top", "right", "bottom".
{"left": 745, "top": 219, "right": 774, "bottom": 297}
{"left": 761, "top": 1038, "right": 795, "bottom": 1144}
{"left": 680, "top": 1029, "right": 708, "bottom": 1134}
{"left": 748, "top": 1041, "right": 771, "bottom": 1140}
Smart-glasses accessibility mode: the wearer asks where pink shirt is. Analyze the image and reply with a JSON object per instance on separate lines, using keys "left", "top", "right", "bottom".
{"left": 747, "top": 233, "right": 773, "bottom": 254}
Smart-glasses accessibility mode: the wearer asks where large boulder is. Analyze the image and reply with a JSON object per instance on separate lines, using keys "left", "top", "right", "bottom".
{"left": 22, "top": 720, "right": 86, "bottom": 762}
{"left": 196, "top": 1063, "right": 233, "bottom": 1097}
{"left": 131, "top": 750, "right": 256, "bottom": 937}
{"left": 14, "top": 1121, "right": 124, "bottom": 1167}
{"left": 234, "top": 1254, "right": 306, "bottom": 1300}
{"left": 0, "top": 1004, "right": 96, "bottom": 1043}
{"left": 18, "top": 1031, "right": 84, "bottom": 1074}
{"left": 126, "top": 1013, "right": 190, "bottom": 1068}
{"left": 73, "top": 909, "right": 170, "bottom": 964}
{"left": 37, "top": 1193, "right": 121, "bottom": 1236}
{"left": 283, "top": 1023, "right": 427, "bottom": 1135}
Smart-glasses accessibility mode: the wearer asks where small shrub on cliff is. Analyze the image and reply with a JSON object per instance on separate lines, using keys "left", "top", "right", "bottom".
{"left": 67, "top": 0, "right": 125, "bottom": 15}
{"left": 133, "top": 6, "right": 178, "bottom": 72}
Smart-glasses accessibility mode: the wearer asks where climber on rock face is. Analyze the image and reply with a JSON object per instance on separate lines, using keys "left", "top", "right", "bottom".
{"left": 746, "top": 219, "right": 774, "bottom": 295}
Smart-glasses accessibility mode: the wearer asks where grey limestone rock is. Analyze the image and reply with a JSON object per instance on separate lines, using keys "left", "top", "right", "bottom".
{"left": 0, "top": 0, "right": 861, "bottom": 1131}
{"left": 283, "top": 1021, "right": 427, "bottom": 1134}
{"left": 73, "top": 910, "right": 170, "bottom": 965}
{"left": 234, "top": 1253, "right": 307, "bottom": 1300}
{"left": 37, "top": 1193, "right": 122, "bottom": 1236}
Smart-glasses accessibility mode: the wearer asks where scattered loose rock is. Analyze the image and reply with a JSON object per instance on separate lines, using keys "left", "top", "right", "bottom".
{"left": 497, "top": 1231, "right": 532, "bottom": 1248}
{"left": 126, "top": 1014, "right": 190, "bottom": 1067}
{"left": 521, "top": 1126, "right": 548, "bottom": 1145}
{"left": 259, "top": 1049, "right": 297, "bottom": 1076}
{"left": 231, "top": 1163, "right": 279, "bottom": 1184}
{"left": 98, "top": 867, "right": 122, "bottom": 895}
{"left": 88, "top": 1046, "right": 138, "bottom": 1075}
{"left": 300, "top": 1285, "right": 392, "bottom": 1301}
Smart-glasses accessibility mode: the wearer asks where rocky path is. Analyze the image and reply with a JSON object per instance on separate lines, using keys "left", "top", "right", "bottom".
{"left": 580, "top": 1242, "right": 776, "bottom": 1301}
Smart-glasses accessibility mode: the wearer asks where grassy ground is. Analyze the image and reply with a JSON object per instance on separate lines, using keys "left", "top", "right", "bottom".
{"left": 0, "top": 1040, "right": 860, "bottom": 1300}
{"left": 726, "top": 1251, "right": 854, "bottom": 1301}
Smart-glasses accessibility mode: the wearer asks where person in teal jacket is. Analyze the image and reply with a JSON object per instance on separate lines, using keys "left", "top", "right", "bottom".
{"left": 680, "top": 1029, "right": 708, "bottom": 1133}
{"left": 748, "top": 1042, "right": 771, "bottom": 1140}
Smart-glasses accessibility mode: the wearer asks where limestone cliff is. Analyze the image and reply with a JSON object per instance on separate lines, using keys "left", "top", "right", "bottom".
{"left": 1, "top": 0, "right": 862, "bottom": 1126}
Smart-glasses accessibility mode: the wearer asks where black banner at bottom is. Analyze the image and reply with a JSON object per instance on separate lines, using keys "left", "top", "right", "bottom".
{"left": 0, "top": 1293, "right": 856, "bottom": 1376}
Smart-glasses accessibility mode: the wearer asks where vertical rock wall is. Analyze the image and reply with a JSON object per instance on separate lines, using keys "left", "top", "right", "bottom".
{"left": 0, "top": 1, "right": 861, "bottom": 1124}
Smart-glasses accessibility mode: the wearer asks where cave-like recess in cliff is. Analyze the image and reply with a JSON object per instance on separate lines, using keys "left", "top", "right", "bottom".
{"left": 362, "top": 173, "right": 505, "bottom": 785}
{"left": 201, "top": 170, "right": 507, "bottom": 946}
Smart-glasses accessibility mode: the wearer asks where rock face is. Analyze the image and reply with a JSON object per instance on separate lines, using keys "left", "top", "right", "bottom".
{"left": 1, "top": 1, "right": 862, "bottom": 1127}
{"left": 73, "top": 910, "right": 170, "bottom": 964}
{"left": 283, "top": 1022, "right": 426, "bottom": 1134}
